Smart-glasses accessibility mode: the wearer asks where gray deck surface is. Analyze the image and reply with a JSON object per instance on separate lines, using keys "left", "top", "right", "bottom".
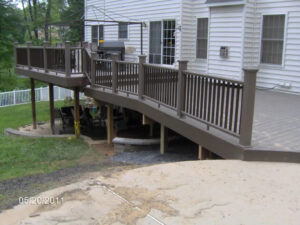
{"left": 252, "top": 90, "right": 300, "bottom": 153}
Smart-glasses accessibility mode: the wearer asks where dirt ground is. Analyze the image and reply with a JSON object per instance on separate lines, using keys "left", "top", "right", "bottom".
{"left": 1, "top": 160, "right": 299, "bottom": 225}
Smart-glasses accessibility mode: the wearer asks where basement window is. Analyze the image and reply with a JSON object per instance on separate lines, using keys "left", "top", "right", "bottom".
{"left": 118, "top": 22, "right": 128, "bottom": 39}
{"left": 196, "top": 18, "right": 208, "bottom": 59}
{"left": 261, "top": 15, "right": 285, "bottom": 65}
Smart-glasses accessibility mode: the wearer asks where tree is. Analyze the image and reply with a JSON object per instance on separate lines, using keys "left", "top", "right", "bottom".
{"left": 0, "top": 0, "right": 25, "bottom": 73}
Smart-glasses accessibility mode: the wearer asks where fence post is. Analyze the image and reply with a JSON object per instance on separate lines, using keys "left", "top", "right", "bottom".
{"left": 65, "top": 41, "right": 71, "bottom": 77}
{"left": 43, "top": 41, "right": 50, "bottom": 72}
{"left": 239, "top": 68, "right": 258, "bottom": 146}
{"left": 177, "top": 60, "right": 188, "bottom": 117}
{"left": 14, "top": 42, "right": 18, "bottom": 66}
{"left": 13, "top": 90, "right": 16, "bottom": 105}
{"left": 138, "top": 55, "right": 146, "bottom": 99}
{"left": 111, "top": 53, "right": 119, "bottom": 93}
{"left": 91, "top": 52, "right": 97, "bottom": 85}
{"left": 27, "top": 41, "right": 32, "bottom": 70}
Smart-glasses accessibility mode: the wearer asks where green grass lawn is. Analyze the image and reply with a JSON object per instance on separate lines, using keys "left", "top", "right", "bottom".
{"left": 0, "top": 101, "right": 102, "bottom": 181}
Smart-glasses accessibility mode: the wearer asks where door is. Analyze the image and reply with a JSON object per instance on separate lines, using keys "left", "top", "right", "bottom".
{"left": 149, "top": 21, "right": 162, "bottom": 64}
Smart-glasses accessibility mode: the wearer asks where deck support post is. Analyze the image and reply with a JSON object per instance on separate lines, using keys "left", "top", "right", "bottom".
{"left": 177, "top": 60, "right": 188, "bottom": 117}
{"left": 160, "top": 124, "right": 168, "bottom": 154}
{"left": 111, "top": 53, "right": 119, "bottom": 93}
{"left": 27, "top": 42, "right": 32, "bottom": 70}
{"left": 49, "top": 83, "right": 55, "bottom": 134}
{"left": 107, "top": 104, "right": 114, "bottom": 144}
{"left": 74, "top": 87, "right": 80, "bottom": 138}
{"left": 30, "top": 78, "right": 37, "bottom": 129}
{"left": 239, "top": 68, "right": 258, "bottom": 146}
{"left": 43, "top": 41, "right": 50, "bottom": 72}
{"left": 65, "top": 41, "right": 71, "bottom": 77}
{"left": 198, "top": 145, "right": 212, "bottom": 160}
{"left": 138, "top": 55, "right": 147, "bottom": 99}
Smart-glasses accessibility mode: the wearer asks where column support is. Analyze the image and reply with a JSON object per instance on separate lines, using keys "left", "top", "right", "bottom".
{"left": 74, "top": 87, "right": 80, "bottom": 138}
{"left": 107, "top": 104, "right": 114, "bottom": 144}
{"left": 49, "top": 83, "right": 55, "bottom": 134}
{"left": 30, "top": 78, "right": 37, "bottom": 129}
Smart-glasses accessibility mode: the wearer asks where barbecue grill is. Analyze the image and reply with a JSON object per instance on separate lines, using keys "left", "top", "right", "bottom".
{"left": 97, "top": 41, "right": 125, "bottom": 60}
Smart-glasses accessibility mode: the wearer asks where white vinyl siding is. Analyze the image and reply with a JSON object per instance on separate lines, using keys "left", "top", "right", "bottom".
{"left": 261, "top": 15, "right": 285, "bottom": 65}
{"left": 84, "top": 0, "right": 181, "bottom": 62}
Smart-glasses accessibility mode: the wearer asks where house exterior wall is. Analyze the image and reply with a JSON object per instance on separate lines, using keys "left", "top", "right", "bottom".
{"left": 85, "top": 0, "right": 300, "bottom": 93}
{"left": 84, "top": 0, "right": 182, "bottom": 63}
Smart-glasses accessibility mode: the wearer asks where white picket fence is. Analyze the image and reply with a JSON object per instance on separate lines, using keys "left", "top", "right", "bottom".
{"left": 0, "top": 86, "right": 85, "bottom": 107}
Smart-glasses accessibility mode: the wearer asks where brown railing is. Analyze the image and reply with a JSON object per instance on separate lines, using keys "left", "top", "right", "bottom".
{"left": 144, "top": 64, "right": 178, "bottom": 109}
{"left": 30, "top": 47, "right": 44, "bottom": 69}
{"left": 117, "top": 61, "right": 139, "bottom": 94}
{"left": 84, "top": 48, "right": 92, "bottom": 81}
{"left": 70, "top": 47, "right": 83, "bottom": 73}
{"left": 94, "top": 59, "right": 112, "bottom": 88}
{"left": 182, "top": 71, "right": 243, "bottom": 136}
{"left": 46, "top": 47, "right": 65, "bottom": 72}
{"left": 16, "top": 47, "right": 28, "bottom": 66}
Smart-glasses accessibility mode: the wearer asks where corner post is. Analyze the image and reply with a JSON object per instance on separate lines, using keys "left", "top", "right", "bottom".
{"left": 82, "top": 42, "right": 88, "bottom": 73}
{"left": 138, "top": 55, "right": 146, "bottom": 99}
{"left": 43, "top": 41, "right": 50, "bottom": 72}
{"left": 91, "top": 52, "right": 97, "bottom": 85}
{"left": 74, "top": 87, "right": 80, "bottom": 138}
{"left": 49, "top": 83, "right": 55, "bottom": 134}
{"left": 27, "top": 41, "right": 32, "bottom": 70}
{"left": 111, "top": 53, "right": 119, "bottom": 93}
{"left": 177, "top": 60, "right": 188, "bottom": 117}
{"left": 239, "top": 68, "right": 258, "bottom": 146}
{"left": 14, "top": 42, "right": 18, "bottom": 66}
{"left": 65, "top": 41, "right": 71, "bottom": 77}
{"left": 30, "top": 78, "right": 37, "bottom": 129}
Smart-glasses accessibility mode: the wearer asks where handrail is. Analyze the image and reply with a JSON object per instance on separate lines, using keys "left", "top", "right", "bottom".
{"left": 14, "top": 42, "right": 257, "bottom": 145}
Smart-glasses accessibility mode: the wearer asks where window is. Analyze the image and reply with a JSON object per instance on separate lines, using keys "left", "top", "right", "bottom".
{"left": 261, "top": 15, "right": 285, "bottom": 65}
{"left": 118, "top": 22, "right": 128, "bottom": 39}
{"left": 91, "top": 25, "right": 104, "bottom": 45}
{"left": 91, "top": 25, "right": 98, "bottom": 44}
{"left": 163, "top": 20, "right": 176, "bottom": 65}
{"left": 196, "top": 18, "right": 208, "bottom": 59}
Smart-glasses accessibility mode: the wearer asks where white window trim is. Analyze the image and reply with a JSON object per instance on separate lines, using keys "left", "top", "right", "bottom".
{"left": 148, "top": 19, "right": 177, "bottom": 65}
{"left": 259, "top": 12, "right": 288, "bottom": 69}
{"left": 194, "top": 17, "right": 209, "bottom": 63}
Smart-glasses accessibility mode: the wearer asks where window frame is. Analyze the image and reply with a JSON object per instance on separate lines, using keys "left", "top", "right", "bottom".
{"left": 195, "top": 17, "right": 209, "bottom": 60}
{"left": 259, "top": 13, "right": 287, "bottom": 67}
{"left": 91, "top": 25, "right": 104, "bottom": 45}
{"left": 118, "top": 22, "right": 129, "bottom": 39}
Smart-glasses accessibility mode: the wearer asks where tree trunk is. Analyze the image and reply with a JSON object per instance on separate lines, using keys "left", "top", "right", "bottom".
{"left": 21, "top": 0, "right": 32, "bottom": 40}
{"left": 44, "top": 0, "right": 52, "bottom": 41}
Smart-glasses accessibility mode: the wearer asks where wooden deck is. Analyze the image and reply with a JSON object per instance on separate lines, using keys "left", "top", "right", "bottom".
{"left": 14, "top": 42, "right": 300, "bottom": 163}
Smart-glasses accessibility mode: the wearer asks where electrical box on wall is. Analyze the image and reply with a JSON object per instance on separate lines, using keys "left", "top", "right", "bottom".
{"left": 220, "top": 46, "right": 229, "bottom": 58}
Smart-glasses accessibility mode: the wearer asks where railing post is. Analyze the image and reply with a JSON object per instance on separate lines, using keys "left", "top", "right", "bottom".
{"left": 27, "top": 41, "right": 32, "bottom": 70}
{"left": 14, "top": 42, "right": 18, "bottom": 66}
{"left": 82, "top": 42, "right": 88, "bottom": 73}
{"left": 65, "top": 41, "right": 71, "bottom": 77}
{"left": 239, "top": 68, "right": 258, "bottom": 146}
{"left": 91, "top": 52, "right": 97, "bottom": 85}
{"left": 111, "top": 53, "right": 119, "bottom": 93}
{"left": 138, "top": 55, "right": 146, "bottom": 99}
{"left": 177, "top": 60, "right": 188, "bottom": 117}
{"left": 43, "top": 41, "right": 50, "bottom": 72}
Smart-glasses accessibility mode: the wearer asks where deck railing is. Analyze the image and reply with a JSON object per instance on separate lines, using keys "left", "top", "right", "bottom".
{"left": 14, "top": 42, "right": 257, "bottom": 146}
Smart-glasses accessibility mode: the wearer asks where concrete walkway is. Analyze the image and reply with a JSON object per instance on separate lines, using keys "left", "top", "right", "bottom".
{"left": 1, "top": 160, "right": 299, "bottom": 225}
{"left": 252, "top": 90, "right": 300, "bottom": 153}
